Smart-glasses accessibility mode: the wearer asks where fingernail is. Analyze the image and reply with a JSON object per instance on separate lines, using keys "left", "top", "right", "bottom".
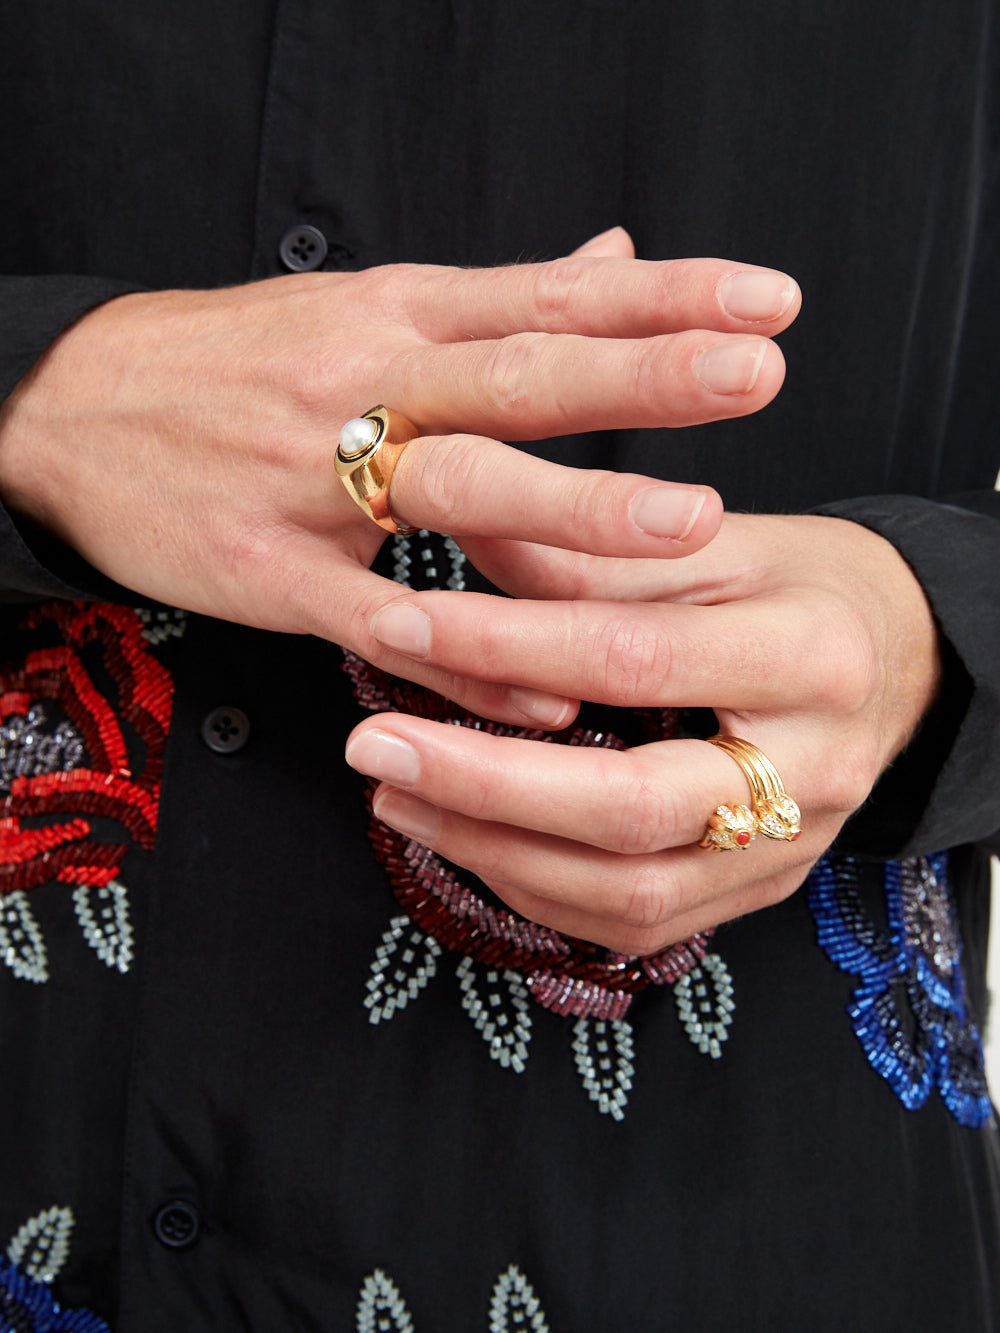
{"left": 630, "top": 486, "right": 707, "bottom": 541}
{"left": 369, "top": 603, "right": 431, "bottom": 657}
{"left": 695, "top": 339, "right": 766, "bottom": 395}
{"left": 508, "top": 686, "right": 574, "bottom": 727}
{"left": 373, "top": 788, "right": 441, "bottom": 844}
{"left": 720, "top": 271, "right": 796, "bottom": 322}
{"left": 345, "top": 729, "right": 421, "bottom": 786}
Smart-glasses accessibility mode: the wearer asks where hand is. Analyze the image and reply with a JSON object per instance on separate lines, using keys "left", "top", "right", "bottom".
{"left": 0, "top": 229, "right": 798, "bottom": 723}
{"left": 346, "top": 514, "right": 941, "bottom": 952}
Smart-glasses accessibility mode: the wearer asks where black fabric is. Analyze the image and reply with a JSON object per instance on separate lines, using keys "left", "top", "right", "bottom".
{"left": 1, "top": 3, "right": 999, "bottom": 1330}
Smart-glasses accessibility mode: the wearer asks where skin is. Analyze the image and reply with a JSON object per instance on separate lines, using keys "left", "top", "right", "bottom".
{"left": 0, "top": 227, "right": 940, "bottom": 952}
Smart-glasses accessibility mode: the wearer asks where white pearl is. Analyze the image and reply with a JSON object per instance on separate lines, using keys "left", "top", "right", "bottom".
{"left": 339, "top": 417, "right": 378, "bottom": 456}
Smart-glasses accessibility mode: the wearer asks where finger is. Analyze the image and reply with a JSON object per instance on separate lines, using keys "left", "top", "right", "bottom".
{"left": 389, "top": 434, "right": 722, "bottom": 555}
{"left": 399, "top": 255, "right": 800, "bottom": 343}
{"left": 366, "top": 588, "right": 844, "bottom": 713}
{"left": 569, "top": 226, "right": 636, "bottom": 258}
{"left": 264, "top": 542, "right": 580, "bottom": 727}
{"left": 460, "top": 513, "right": 770, "bottom": 603}
{"left": 387, "top": 328, "right": 787, "bottom": 439}
{"left": 346, "top": 719, "right": 741, "bottom": 852}
{"left": 457, "top": 537, "right": 679, "bottom": 603}
{"left": 366, "top": 783, "right": 816, "bottom": 954}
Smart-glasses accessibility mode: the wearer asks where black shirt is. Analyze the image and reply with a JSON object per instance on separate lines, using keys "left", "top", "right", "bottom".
{"left": 1, "top": 3, "right": 999, "bottom": 1329}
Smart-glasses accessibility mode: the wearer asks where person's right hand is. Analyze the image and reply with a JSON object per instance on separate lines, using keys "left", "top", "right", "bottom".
{"left": 0, "top": 228, "right": 799, "bottom": 724}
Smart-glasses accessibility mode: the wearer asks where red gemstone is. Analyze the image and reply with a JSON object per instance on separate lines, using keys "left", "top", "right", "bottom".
{"left": 736, "top": 830, "right": 751, "bottom": 846}
{"left": 791, "top": 831, "right": 801, "bottom": 841}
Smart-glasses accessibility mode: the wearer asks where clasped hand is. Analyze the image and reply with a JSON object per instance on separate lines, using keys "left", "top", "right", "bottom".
{"left": 0, "top": 227, "right": 939, "bottom": 951}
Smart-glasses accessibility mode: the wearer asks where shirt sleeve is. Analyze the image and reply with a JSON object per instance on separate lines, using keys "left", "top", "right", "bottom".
{"left": 816, "top": 491, "right": 1000, "bottom": 858}
{"left": 0, "top": 274, "right": 144, "bottom": 602}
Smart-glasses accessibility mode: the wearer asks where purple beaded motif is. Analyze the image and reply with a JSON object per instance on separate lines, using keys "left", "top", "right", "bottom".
{"left": 344, "top": 649, "right": 712, "bottom": 1020}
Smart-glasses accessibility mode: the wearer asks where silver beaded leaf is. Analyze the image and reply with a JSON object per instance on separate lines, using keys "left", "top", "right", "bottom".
{"left": 673, "top": 952, "right": 735, "bottom": 1058}
{"left": 571, "top": 1017, "right": 635, "bottom": 1121}
{"left": 0, "top": 891, "right": 49, "bottom": 984}
{"left": 356, "top": 1268, "right": 416, "bottom": 1333}
{"left": 7, "top": 1206, "right": 75, "bottom": 1283}
{"left": 489, "top": 1265, "right": 552, "bottom": 1333}
{"left": 456, "top": 957, "right": 532, "bottom": 1074}
{"left": 72, "top": 880, "right": 134, "bottom": 974}
{"left": 365, "top": 915, "right": 442, "bottom": 1025}
{"left": 134, "top": 606, "right": 188, "bottom": 645}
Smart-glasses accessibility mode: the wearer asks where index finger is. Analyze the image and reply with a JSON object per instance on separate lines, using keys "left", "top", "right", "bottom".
{"left": 366, "top": 591, "right": 838, "bottom": 714}
{"left": 397, "top": 256, "right": 801, "bottom": 343}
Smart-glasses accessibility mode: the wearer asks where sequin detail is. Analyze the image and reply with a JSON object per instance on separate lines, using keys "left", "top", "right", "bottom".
{"left": 571, "top": 1017, "right": 635, "bottom": 1121}
{"left": 134, "top": 606, "right": 187, "bottom": 645}
{"left": 457, "top": 957, "right": 532, "bottom": 1073}
{"left": 0, "top": 604, "right": 174, "bottom": 983}
{"left": 0, "top": 892, "right": 48, "bottom": 983}
{"left": 489, "top": 1266, "right": 551, "bottom": 1333}
{"left": 71, "top": 881, "right": 133, "bottom": 974}
{"left": 674, "top": 953, "right": 735, "bottom": 1058}
{"left": 1, "top": 1209, "right": 107, "bottom": 1333}
{"left": 346, "top": 649, "right": 711, "bottom": 1021}
{"left": 356, "top": 1270, "right": 415, "bottom": 1333}
{"left": 365, "top": 915, "right": 442, "bottom": 1025}
{"left": 6, "top": 1209, "right": 73, "bottom": 1284}
{"left": 354, "top": 1266, "right": 550, "bottom": 1333}
{"left": 808, "top": 854, "right": 993, "bottom": 1127}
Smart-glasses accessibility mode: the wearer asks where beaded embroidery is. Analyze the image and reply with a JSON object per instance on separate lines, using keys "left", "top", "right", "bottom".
{"left": 345, "top": 649, "right": 713, "bottom": 1022}
{"left": 353, "top": 532, "right": 736, "bottom": 1118}
{"left": 808, "top": 853, "right": 993, "bottom": 1127}
{"left": 0, "top": 603, "right": 176, "bottom": 984}
{"left": 354, "top": 1265, "right": 550, "bottom": 1333}
{"left": 1, "top": 1208, "right": 108, "bottom": 1333}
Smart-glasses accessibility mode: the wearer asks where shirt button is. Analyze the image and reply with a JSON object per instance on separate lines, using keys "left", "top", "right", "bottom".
{"left": 201, "top": 706, "right": 250, "bottom": 754}
{"left": 153, "top": 1200, "right": 200, "bottom": 1249}
{"left": 278, "top": 224, "right": 328, "bottom": 272}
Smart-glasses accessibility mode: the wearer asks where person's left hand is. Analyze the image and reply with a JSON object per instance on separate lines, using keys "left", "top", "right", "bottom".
{"left": 345, "top": 513, "right": 941, "bottom": 953}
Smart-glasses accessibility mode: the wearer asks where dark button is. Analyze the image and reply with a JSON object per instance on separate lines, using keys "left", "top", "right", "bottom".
{"left": 278, "top": 224, "right": 328, "bottom": 272}
{"left": 153, "top": 1200, "right": 200, "bottom": 1249}
{"left": 201, "top": 706, "right": 250, "bottom": 754}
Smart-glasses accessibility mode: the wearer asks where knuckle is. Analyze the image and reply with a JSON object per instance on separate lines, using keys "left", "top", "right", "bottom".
{"left": 623, "top": 338, "right": 672, "bottom": 417}
{"left": 596, "top": 617, "right": 672, "bottom": 705}
{"left": 479, "top": 331, "right": 552, "bottom": 417}
{"left": 820, "top": 734, "right": 881, "bottom": 815}
{"left": 798, "top": 605, "right": 879, "bottom": 715}
{"left": 611, "top": 766, "right": 680, "bottom": 855}
{"left": 525, "top": 257, "right": 588, "bottom": 329}
{"left": 402, "top": 434, "right": 481, "bottom": 522}
{"left": 615, "top": 859, "right": 675, "bottom": 933}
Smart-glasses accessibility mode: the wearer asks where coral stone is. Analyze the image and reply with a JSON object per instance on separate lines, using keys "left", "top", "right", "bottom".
{"left": 736, "top": 830, "right": 751, "bottom": 846}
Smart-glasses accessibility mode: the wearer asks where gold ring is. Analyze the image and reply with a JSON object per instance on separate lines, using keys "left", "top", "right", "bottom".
{"left": 335, "top": 405, "right": 417, "bottom": 535}
{"left": 702, "top": 734, "right": 802, "bottom": 846}
{"left": 699, "top": 802, "right": 758, "bottom": 852}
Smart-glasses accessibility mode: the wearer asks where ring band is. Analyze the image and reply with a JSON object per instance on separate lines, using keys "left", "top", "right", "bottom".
{"left": 336, "top": 405, "right": 417, "bottom": 535}
{"left": 700, "top": 734, "right": 802, "bottom": 849}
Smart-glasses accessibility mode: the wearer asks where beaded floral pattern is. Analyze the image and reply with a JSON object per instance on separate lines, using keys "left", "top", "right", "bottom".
{"left": 353, "top": 532, "right": 736, "bottom": 1118}
{"left": 346, "top": 649, "right": 712, "bottom": 1022}
{"left": 808, "top": 853, "right": 993, "bottom": 1127}
{"left": 0, "top": 603, "right": 175, "bottom": 983}
{"left": 355, "top": 1264, "right": 550, "bottom": 1333}
{"left": 1, "top": 1207, "right": 108, "bottom": 1333}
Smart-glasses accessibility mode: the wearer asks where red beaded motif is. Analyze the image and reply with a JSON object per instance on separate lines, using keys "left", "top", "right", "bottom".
{"left": 0, "top": 603, "right": 173, "bottom": 898}
{"left": 345, "top": 650, "right": 711, "bottom": 1020}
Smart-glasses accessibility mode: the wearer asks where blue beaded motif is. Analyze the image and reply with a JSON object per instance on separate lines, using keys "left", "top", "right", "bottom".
{"left": 808, "top": 853, "right": 993, "bottom": 1128}
{"left": 0, "top": 1255, "right": 108, "bottom": 1333}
